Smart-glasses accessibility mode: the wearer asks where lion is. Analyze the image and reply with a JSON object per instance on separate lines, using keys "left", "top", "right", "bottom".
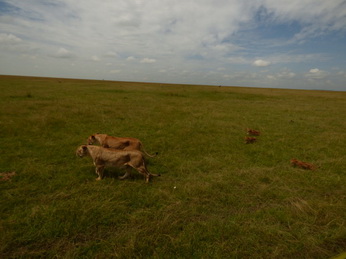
{"left": 87, "top": 133, "right": 158, "bottom": 158}
{"left": 247, "top": 128, "right": 261, "bottom": 136}
{"left": 0, "top": 171, "right": 16, "bottom": 181}
{"left": 245, "top": 136, "right": 257, "bottom": 144}
{"left": 290, "top": 158, "right": 316, "bottom": 170}
{"left": 76, "top": 145, "right": 160, "bottom": 183}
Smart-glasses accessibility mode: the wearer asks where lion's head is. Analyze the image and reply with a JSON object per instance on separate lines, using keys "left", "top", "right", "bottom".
{"left": 76, "top": 145, "right": 89, "bottom": 157}
{"left": 87, "top": 134, "right": 96, "bottom": 145}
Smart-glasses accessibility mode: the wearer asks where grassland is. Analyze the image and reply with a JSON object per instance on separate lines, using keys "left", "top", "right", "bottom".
{"left": 0, "top": 75, "right": 345, "bottom": 258}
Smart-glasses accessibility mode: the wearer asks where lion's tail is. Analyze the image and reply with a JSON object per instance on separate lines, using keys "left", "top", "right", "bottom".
{"left": 140, "top": 142, "right": 158, "bottom": 158}
{"left": 142, "top": 159, "right": 161, "bottom": 178}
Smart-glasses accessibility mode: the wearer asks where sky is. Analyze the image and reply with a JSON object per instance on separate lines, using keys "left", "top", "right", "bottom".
{"left": 1, "top": 0, "right": 346, "bottom": 91}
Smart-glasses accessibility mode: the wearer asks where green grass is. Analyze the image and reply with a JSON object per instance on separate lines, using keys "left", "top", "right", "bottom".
{"left": 1, "top": 75, "right": 345, "bottom": 258}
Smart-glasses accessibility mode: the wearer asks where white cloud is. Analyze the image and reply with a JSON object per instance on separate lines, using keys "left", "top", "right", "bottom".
{"left": 0, "top": 33, "right": 27, "bottom": 53}
{"left": 105, "top": 51, "right": 118, "bottom": 58}
{"left": 228, "top": 56, "right": 249, "bottom": 64}
{"left": 0, "top": 33, "right": 22, "bottom": 44}
{"left": 56, "top": 47, "right": 73, "bottom": 58}
{"left": 267, "top": 70, "right": 296, "bottom": 80}
{"left": 262, "top": 0, "right": 346, "bottom": 41}
{"left": 337, "top": 71, "right": 346, "bottom": 77}
{"left": 110, "top": 69, "right": 121, "bottom": 74}
{"left": 253, "top": 59, "right": 271, "bottom": 67}
{"left": 126, "top": 56, "right": 136, "bottom": 61}
{"left": 91, "top": 55, "right": 100, "bottom": 61}
{"left": 305, "top": 68, "right": 328, "bottom": 79}
{"left": 310, "top": 68, "right": 320, "bottom": 73}
{"left": 269, "top": 53, "right": 328, "bottom": 64}
{"left": 140, "top": 58, "right": 156, "bottom": 64}
{"left": 278, "top": 71, "right": 296, "bottom": 79}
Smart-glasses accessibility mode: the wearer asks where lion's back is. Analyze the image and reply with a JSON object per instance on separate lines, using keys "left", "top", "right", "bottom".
{"left": 99, "top": 149, "right": 143, "bottom": 167}
{"left": 106, "top": 136, "right": 141, "bottom": 150}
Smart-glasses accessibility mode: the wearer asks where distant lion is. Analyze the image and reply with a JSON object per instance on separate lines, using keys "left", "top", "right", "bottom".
{"left": 0, "top": 171, "right": 16, "bottom": 181}
{"left": 245, "top": 136, "right": 257, "bottom": 144}
{"left": 290, "top": 158, "right": 316, "bottom": 170}
{"left": 87, "top": 133, "right": 158, "bottom": 157}
{"left": 76, "top": 145, "right": 160, "bottom": 183}
{"left": 247, "top": 128, "right": 261, "bottom": 136}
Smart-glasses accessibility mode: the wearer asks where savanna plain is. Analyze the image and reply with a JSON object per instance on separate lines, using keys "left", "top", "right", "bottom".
{"left": 0, "top": 75, "right": 345, "bottom": 258}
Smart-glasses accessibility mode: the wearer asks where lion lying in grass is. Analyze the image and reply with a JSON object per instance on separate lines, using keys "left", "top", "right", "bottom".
{"left": 245, "top": 136, "right": 257, "bottom": 144}
{"left": 0, "top": 171, "right": 16, "bottom": 181}
{"left": 290, "top": 158, "right": 316, "bottom": 170}
{"left": 87, "top": 133, "right": 158, "bottom": 157}
{"left": 76, "top": 145, "right": 160, "bottom": 183}
{"left": 247, "top": 128, "right": 261, "bottom": 136}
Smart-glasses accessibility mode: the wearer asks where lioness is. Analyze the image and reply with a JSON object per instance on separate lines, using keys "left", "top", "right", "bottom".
{"left": 87, "top": 133, "right": 158, "bottom": 157}
{"left": 290, "top": 158, "right": 316, "bottom": 170}
{"left": 247, "top": 128, "right": 261, "bottom": 136}
{"left": 245, "top": 136, "right": 257, "bottom": 144}
{"left": 76, "top": 145, "right": 160, "bottom": 183}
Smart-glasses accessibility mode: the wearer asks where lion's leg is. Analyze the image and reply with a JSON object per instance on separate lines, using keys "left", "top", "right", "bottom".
{"left": 119, "top": 167, "right": 132, "bottom": 180}
{"left": 126, "top": 162, "right": 149, "bottom": 183}
{"left": 149, "top": 172, "right": 160, "bottom": 177}
{"left": 96, "top": 166, "right": 104, "bottom": 181}
{"left": 141, "top": 162, "right": 161, "bottom": 178}
{"left": 136, "top": 167, "right": 151, "bottom": 183}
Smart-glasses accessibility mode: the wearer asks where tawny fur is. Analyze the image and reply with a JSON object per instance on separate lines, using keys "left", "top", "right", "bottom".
{"left": 290, "top": 159, "right": 316, "bottom": 170}
{"left": 247, "top": 128, "right": 261, "bottom": 136}
{"left": 76, "top": 145, "right": 160, "bottom": 183}
{"left": 87, "top": 133, "right": 157, "bottom": 157}
{"left": 245, "top": 136, "right": 257, "bottom": 144}
{"left": 0, "top": 171, "right": 16, "bottom": 181}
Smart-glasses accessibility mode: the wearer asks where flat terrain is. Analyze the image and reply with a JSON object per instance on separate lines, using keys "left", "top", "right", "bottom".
{"left": 1, "top": 75, "right": 345, "bottom": 258}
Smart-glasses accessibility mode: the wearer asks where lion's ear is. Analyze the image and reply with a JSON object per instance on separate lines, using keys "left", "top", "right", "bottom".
{"left": 92, "top": 135, "right": 96, "bottom": 140}
{"left": 82, "top": 145, "right": 88, "bottom": 151}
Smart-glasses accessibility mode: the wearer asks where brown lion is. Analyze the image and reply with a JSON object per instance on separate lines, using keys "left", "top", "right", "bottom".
{"left": 245, "top": 136, "right": 257, "bottom": 144}
{"left": 87, "top": 133, "right": 158, "bottom": 157}
{"left": 76, "top": 145, "right": 160, "bottom": 183}
{"left": 290, "top": 158, "right": 316, "bottom": 170}
{"left": 247, "top": 128, "right": 261, "bottom": 136}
